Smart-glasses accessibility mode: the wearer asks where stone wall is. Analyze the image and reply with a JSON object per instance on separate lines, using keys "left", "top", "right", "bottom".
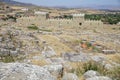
{"left": 16, "top": 15, "right": 103, "bottom": 28}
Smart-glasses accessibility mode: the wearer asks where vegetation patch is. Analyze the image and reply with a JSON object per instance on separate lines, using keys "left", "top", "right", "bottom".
{"left": 27, "top": 24, "right": 39, "bottom": 30}
{"left": 109, "top": 66, "right": 120, "bottom": 80}
{"left": 85, "top": 13, "right": 120, "bottom": 24}
{"left": 71, "top": 61, "right": 107, "bottom": 77}
{"left": 0, "top": 54, "right": 25, "bottom": 63}
{"left": 70, "top": 59, "right": 120, "bottom": 80}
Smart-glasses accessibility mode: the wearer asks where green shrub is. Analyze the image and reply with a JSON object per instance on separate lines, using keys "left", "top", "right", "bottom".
{"left": 74, "top": 40, "right": 82, "bottom": 44}
{"left": 93, "top": 29, "right": 97, "bottom": 33}
{"left": 0, "top": 54, "right": 15, "bottom": 63}
{"left": 85, "top": 13, "right": 120, "bottom": 24}
{"left": 27, "top": 25, "right": 39, "bottom": 30}
{"left": 108, "top": 66, "right": 120, "bottom": 80}
{"left": 112, "top": 28, "right": 116, "bottom": 30}
{"left": 86, "top": 42, "right": 92, "bottom": 48}
{"left": 0, "top": 54, "right": 25, "bottom": 63}
{"left": 71, "top": 61, "right": 108, "bottom": 77}
{"left": 72, "top": 60, "right": 120, "bottom": 80}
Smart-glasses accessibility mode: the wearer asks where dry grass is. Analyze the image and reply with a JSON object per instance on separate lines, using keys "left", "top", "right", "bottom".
{"left": 39, "top": 35, "right": 73, "bottom": 56}
{"left": 31, "top": 59, "right": 48, "bottom": 66}
{"left": 68, "top": 61, "right": 108, "bottom": 79}
{"left": 106, "top": 54, "right": 120, "bottom": 64}
{"left": 27, "top": 53, "right": 48, "bottom": 66}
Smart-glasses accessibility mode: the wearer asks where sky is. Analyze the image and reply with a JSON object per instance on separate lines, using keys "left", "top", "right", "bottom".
{"left": 14, "top": 0, "right": 120, "bottom": 8}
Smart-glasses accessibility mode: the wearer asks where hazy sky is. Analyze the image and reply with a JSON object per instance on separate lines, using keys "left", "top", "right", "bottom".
{"left": 14, "top": 0, "right": 120, "bottom": 7}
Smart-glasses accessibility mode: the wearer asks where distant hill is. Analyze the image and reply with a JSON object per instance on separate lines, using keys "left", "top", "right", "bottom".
{"left": 0, "top": 0, "right": 119, "bottom": 10}
{"left": 0, "top": 0, "right": 34, "bottom": 6}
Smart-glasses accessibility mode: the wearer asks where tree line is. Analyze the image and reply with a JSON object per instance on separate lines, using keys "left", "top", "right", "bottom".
{"left": 85, "top": 13, "right": 120, "bottom": 24}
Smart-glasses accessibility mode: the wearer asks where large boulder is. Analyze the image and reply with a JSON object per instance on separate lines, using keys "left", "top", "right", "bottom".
{"left": 62, "top": 73, "right": 79, "bottom": 80}
{"left": 43, "top": 64, "right": 63, "bottom": 78}
{"left": 83, "top": 70, "right": 100, "bottom": 79}
{"left": 86, "top": 76, "right": 112, "bottom": 80}
{"left": 0, "top": 63, "right": 56, "bottom": 80}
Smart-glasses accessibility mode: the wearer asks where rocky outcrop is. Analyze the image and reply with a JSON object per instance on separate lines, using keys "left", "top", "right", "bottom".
{"left": 43, "top": 64, "right": 63, "bottom": 78}
{"left": 83, "top": 70, "right": 112, "bottom": 80}
{"left": 83, "top": 70, "right": 100, "bottom": 79}
{"left": 0, "top": 62, "right": 56, "bottom": 80}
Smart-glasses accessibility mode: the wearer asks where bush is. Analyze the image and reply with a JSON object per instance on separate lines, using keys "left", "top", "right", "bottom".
{"left": 0, "top": 54, "right": 26, "bottom": 63}
{"left": 85, "top": 13, "right": 120, "bottom": 24}
{"left": 0, "top": 54, "right": 15, "bottom": 63}
{"left": 71, "top": 61, "right": 108, "bottom": 77}
{"left": 27, "top": 25, "right": 39, "bottom": 30}
{"left": 71, "top": 58, "right": 120, "bottom": 80}
{"left": 108, "top": 66, "right": 120, "bottom": 80}
{"left": 86, "top": 42, "right": 92, "bottom": 48}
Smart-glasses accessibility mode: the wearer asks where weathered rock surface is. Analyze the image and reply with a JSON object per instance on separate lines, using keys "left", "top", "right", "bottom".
{"left": 91, "top": 55, "right": 106, "bottom": 63}
{"left": 62, "top": 52, "right": 90, "bottom": 62}
{"left": 0, "top": 62, "right": 56, "bottom": 80}
{"left": 83, "top": 70, "right": 100, "bottom": 79}
{"left": 62, "top": 73, "right": 79, "bottom": 80}
{"left": 43, "top": 64, "right": 63, "bottom": 78}
{"left": 86, "top": 76, "right": 112, "bottom": 80}
{"left": 84, "top": 70, "right": 112, "bottom": 80}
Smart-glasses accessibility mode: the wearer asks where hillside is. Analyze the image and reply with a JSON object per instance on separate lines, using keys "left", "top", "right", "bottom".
{"left": 0, "top": 1, "right": 120, "bottom": 80}
{"left": 0, "top": 0, "right": 34, "bottom": 6}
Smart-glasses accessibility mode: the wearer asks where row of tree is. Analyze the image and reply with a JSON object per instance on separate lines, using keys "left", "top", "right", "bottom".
{"left": 85, "top": 13, "right": 120, "bottom": 24}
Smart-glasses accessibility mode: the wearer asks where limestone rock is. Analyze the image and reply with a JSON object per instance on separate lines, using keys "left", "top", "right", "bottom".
{"left": 86, "top": 76, "right": 112, "bottom": 80}
{"left": 104, "top": 64, "right": 113, "bottom": 70}
{"left": 91, "top": 55, "right": 106, "bottom": 63}
{"left": 63, "top": 52, "right": 90, "bottom": 62}
{"left": 0, "top": 63, "right": 56, "bottom": 80}
{"left": 43, "top": 64, "right": 63, "bottom": 78}
{"left": 83, "top": 70, "right": 100, "bottom": 79}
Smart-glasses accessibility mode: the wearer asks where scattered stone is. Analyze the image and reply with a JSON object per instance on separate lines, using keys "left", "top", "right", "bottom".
{"left": 42, "top": 46, "right": 56, "bottom": 58}
{"left": 10, "top": 50, "right": 18, "bottom": 56}
{"left": 102, "top": 50, "right": 116, "bottom": 54}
